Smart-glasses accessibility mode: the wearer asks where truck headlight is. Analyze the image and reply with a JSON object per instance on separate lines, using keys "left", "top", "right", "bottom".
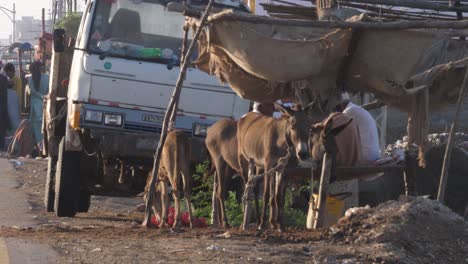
{"left": 193, "top": 123, "right": 209, "bottom": 137}
{"left": 84, "top": 110, "right": 103, "bottom": 123}
{"left": 104, "top": 113, "right": 123, "bottom": 126}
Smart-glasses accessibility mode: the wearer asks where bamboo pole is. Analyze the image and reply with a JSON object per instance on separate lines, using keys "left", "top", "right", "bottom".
{"left": 437, "top": 67, "right": 468, "bottom": 203}
{"left": 207, "top": 10, "right": 468, "bottom": 29}
{"left": 169, "top": 24, "right": 189, "bottom": 129}
{"left": 241, "top": 158, "right": 256, "bottom": 230}
{"left": 339, "top": 0, "right": 468, "bottom": 12}
{"left": 142, "top": 0, "right": 215, "bottom": 227}
{"left": 339, "top": 2, "right": 459, "bottom": 20}
{"left": 306, "top": 167, "right": 315, "bottom": 229}
{"left": 211, "top": 171, "right": 220, "bottom": 226}
{"left": 314, "top": 153, "right": 332, "bottom": 229}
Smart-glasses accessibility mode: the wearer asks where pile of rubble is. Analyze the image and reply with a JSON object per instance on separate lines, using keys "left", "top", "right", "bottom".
{"left": 326, "top": 196, "right": 468, "bottom": 264}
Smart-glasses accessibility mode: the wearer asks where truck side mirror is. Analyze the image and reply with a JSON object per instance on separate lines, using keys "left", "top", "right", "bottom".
{"left": 54, "top": 29, "right": 66, "bottom": 53}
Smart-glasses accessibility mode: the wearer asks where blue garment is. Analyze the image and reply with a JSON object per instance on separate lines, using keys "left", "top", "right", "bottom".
{"left": 28, "top": 74, "right": 49, "bottom": 143}
{"left": 7, "top": 89, "right": 20, "bottom": 133}
{"left": 0, "top": 74, "right": 8, "bottom": 149}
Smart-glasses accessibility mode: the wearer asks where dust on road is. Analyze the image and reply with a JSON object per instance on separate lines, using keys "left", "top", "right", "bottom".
{"left": 1, "top": 158, "right": 467, "bottom": 264}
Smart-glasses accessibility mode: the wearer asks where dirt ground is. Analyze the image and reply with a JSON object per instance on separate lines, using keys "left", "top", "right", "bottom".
{"left": 1, "top": 158, "right": 467, "bottom": 263}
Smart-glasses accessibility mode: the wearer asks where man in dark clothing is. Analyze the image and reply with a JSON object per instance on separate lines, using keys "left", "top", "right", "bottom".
{"left": 0, "top": 74, "right": 9, "bottom": 150}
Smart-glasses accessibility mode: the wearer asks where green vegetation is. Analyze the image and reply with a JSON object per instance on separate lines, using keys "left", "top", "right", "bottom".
{"left": 192, "top": 161, "right": 308, "bottom": 228}
{"left": 55, "top": 13, "right": 83, "bottom": 38}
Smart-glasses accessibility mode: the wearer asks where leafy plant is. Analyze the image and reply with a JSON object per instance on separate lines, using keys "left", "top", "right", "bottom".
{"left": 191, "top": 161, "right": 213, "bottom": 222}
{"left": 55, "top": 13, "right": 83, "bottom": 38}
{"left": 225, "top": 191, "right": 244, "bottom": 226}
{"left": 190, "top": 160, "right": 308, "bottom": 228}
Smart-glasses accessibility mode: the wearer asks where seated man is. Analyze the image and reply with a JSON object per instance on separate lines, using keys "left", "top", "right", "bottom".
{"left": 335, "top": 93, "right": 381, "bottom": 164}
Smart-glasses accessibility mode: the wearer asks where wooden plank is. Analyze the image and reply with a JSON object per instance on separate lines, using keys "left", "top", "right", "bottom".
{"left": 285, "top": 163, "right": 404, "bottom": 183}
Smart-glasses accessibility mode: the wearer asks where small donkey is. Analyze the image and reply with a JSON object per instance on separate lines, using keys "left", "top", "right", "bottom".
{"left": 145, "top": 130, "right": 193, "bottom": 228}
{"left": 310, "top": 113, "right": 354, "bottom": 181}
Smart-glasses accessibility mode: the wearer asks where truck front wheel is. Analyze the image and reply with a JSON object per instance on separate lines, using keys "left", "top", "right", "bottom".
{"left": 54, "top": 138, "right": 80, "bottom": 217}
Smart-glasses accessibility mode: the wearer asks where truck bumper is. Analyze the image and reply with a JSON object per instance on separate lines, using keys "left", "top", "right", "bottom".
{"left": 89, "top": 129, "right": 208, "bottom": 162}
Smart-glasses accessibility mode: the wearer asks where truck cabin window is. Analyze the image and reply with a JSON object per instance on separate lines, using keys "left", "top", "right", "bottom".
{"left": 88, "top": 0, "right": 191, "bottom": 64}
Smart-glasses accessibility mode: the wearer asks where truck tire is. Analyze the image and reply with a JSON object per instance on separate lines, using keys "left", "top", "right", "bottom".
{"left": 78, "top": 190, "right": 91, "bottom": 212}
{"left": 44, "top": 156, "right": 58, "bottom": 212}
{"left": 54, "top": 138, "right": 80, "bottom": 217}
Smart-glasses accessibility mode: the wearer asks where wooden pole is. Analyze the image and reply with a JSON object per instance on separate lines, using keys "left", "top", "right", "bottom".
{"left": 437, "top": 67, "right": 468, "bottom": 203}
{"left": 306, "top": 167, "right": 315, "bottom": 229}
{"left": 211, "top": 171, "right": 220, "bottom": 226}
{"left": 241, "top": 158, "right": 256, "bottom": 230}
{"left": 314, "top": 153, "right": 331, "bottom": 229}
{"left": 169, "top": 24, "right": 189, "bottom": 129}
{"left": 207, "top": 10, "right": 468, "bottom": 29}
{"left": 142, "top": 0, "right": 215, "bottom": 227}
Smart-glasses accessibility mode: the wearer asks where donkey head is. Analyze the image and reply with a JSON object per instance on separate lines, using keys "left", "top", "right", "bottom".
{"left": 274, "top": 101, "right": 318, "bottom": 162}
{"left": 309, "top": 113, "right": 353, "bottom": 162}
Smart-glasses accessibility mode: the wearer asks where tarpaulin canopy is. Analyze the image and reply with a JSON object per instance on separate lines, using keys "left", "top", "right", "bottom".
{"left": 187, "top": 10, "right": 468, "bottom": 165}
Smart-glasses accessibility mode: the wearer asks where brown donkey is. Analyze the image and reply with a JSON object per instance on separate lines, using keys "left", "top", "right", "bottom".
{"left": 237, "top": 103, "right": 315, "bottom": 231}
{"left": 145, "top": 130, "right": 193, "bottom": 228}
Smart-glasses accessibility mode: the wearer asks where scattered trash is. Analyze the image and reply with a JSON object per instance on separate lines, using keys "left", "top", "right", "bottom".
{"left": 136, "top": 203, "right": 145, "bottom": 212}
{"left": 91, "top": 248, "right": 102, "bottom": 253}
{"left": 206, "top": 245, "right": 219, "bottom": 251}
{"left": 130, "top": 221, "right": 140, "bottom": 226}
{"left": 9, "top": 159, "right": 23, "bottom": 169}
{"left": 216, "top": 231, "right": 231, "bottom": 238}
{"left": 150, "top": 207, "right": 208, "bottom": 228}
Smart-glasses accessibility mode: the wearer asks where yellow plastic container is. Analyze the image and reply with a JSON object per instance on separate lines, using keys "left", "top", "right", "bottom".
{"left": 312, "top": 194, "right": 346, "bottom": 227}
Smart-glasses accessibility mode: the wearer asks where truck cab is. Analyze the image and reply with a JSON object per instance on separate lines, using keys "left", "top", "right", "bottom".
{"left": 45, "top": 0, "right": 251, "bottom": 217}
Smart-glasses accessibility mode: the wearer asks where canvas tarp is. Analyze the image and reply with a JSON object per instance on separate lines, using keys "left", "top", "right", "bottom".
{"left": 188, "top": 11, "right": 468, "bottom": 165}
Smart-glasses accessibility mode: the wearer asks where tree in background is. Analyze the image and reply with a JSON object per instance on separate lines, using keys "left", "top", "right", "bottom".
{"left": 55, "top": 13, "right": 83, "bottom": 39}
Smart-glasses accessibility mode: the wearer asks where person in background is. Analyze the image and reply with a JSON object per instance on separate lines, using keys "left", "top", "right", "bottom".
{"left": 4, "top": 63, "right": 22, "bottom": 133}
{"left": 335, "top": 93, "right": 381, "bottom": 164}
{"left": 0, "top": 73, "right": 8, "bottom": 150}
{"left": 26, "top": 62, "right": 50, "bottom": 146}
{"left": 252, "top": 102, "right": 275, "bottom": 117}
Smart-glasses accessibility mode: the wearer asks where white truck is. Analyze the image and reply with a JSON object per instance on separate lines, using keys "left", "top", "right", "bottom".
{"left": 44, "top": 0, "right": 251, "bottom": 217}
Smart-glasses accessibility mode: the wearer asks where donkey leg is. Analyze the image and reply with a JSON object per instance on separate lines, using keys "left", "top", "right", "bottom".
{"left": 160, "top": 181, "right": 169, "bottom": 228}
{"left": 180, "top": 163, "right": 193, "bottom": 229}
{"left": 275, "top": 170, "right": 286, "bottom": 232}
{"left": 259, "top": 173, "right": 269, "bottom": 230}
{"left": 172, "top": 189, "right": 181, "bottom": 228}
{"left": 254, "top": 181, "right": 261, "bottom": 225}
{"left": 216, "top": 161, "right": 230, "bottom": 228}
{"left": 268, "top": 169, "right": 277, "bottom": 229}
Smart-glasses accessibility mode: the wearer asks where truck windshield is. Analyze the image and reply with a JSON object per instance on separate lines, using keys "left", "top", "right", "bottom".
{"left": 88, "top": 0, "right": 189, "bottom": 64}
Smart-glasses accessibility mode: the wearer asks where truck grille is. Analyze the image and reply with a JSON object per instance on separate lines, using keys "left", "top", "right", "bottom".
{"left": 123, "top": 123, "right": 162, "bottom": 133}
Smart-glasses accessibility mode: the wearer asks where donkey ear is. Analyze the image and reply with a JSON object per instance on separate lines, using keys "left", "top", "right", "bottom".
{"left": 330, "top": 118, "right": 353, "bottom": 136}
{"left": 309, "top": 123, "right": 324, "bottom": 134}
{"left": 323, "top": 118, "right": 334, "bottom": 134}
{"left": 274, "top": 102, "right": 294, "bottom": 116}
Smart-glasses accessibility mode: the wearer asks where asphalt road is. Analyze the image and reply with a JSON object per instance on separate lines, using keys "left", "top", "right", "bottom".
{"left": 0, "top": 158, "right": 58, "bottom": 263}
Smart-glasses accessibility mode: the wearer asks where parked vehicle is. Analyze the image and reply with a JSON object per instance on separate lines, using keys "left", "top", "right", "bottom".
{"left": 44, "top": 0, "right": 251, "bottom": 217}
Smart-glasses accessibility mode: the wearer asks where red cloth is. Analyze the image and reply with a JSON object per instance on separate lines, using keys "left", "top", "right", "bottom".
{"left": 151, "top": 207, "right": 207, "bottom": 228}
